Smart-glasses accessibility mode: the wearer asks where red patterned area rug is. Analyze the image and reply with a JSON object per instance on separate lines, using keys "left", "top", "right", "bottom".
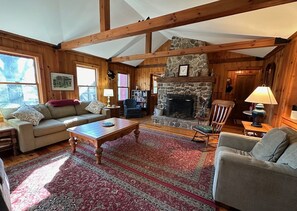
{"left": 6, "top": 128, "right": 218, "bottom": 211}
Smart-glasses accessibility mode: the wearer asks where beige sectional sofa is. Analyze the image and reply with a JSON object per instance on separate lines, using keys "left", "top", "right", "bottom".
{"left": 213, "top": 126, "right": 297, "bottom": 211}
{"left": 0, "top": 101, "right": 110, "bottom": 153}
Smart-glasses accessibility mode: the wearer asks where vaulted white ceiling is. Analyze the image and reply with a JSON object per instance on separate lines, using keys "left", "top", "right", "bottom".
{"left": 1, "top": 0, "right": 297, "bottom": 66}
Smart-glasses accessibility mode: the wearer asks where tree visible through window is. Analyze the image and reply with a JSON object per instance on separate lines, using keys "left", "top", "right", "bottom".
{"left": 76, "top": 65, "right": 97, "bottom": 101}
{"left": 117, "top": 73, "right": 129, "bottom": 101}
{"left": 0, "top": 53, "right": 40, "bottom": 105}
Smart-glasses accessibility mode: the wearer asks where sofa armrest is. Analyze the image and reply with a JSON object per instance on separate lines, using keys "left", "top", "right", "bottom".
{"left": 218, "top": 132, "right": 260, "bottom": 151}
{"left": 213, "top": 151, "right": 297, "bottom": 211}
{"left": 7, "top": 119, "right": 35, "bottom": 153}
{"left": 102, "top": 108, "right": 111, "bottom": 118}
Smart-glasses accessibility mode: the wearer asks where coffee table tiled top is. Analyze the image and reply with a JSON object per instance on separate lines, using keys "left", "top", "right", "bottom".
{"left": 67, "top": 117, "right": 140, "bottom": 164}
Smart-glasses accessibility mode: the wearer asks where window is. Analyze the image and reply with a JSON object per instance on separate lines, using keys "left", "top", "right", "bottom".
{"left": 76, "top": 65, "right": 97, "bottom": 101}
{"left": 0, "top": 53, "right": 40, "bottom": 105}
{"left": 117, "top": 73, "right": 129, "bottom": 101}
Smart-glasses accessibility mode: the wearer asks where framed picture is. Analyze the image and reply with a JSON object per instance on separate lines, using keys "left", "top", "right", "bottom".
{"left": 51, "top": 73, "right": 74, "bottom": 91}
{"left": 178, "top": 64, "right": 189, "bottom": 77}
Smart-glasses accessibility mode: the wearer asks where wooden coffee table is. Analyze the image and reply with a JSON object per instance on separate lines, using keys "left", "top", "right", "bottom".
{"left": 67, "top": 118, "right": 139, "bottom": 164}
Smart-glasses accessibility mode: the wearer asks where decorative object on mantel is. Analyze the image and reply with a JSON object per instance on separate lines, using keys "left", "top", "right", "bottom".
{"left": 290, "top": 105, "right": 297, "bottom": 120}
{"left": 245, "top": 85, "right": 278, "bottom": 127}
{"left": 178, "top": 64, "right": 189, "bottom": 77}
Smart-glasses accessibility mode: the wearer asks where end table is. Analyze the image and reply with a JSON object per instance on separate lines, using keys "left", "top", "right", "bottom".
{"left": 0, "top": 122, "right": 18, "bottom": 155}
{"left": 105, "top": 106, "right": 121, "bottom": 118}
{"left": 241, "top": 121, "right": 272, "bottom": 137}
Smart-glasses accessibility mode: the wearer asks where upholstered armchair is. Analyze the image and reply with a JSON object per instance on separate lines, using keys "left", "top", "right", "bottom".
{"left": 213, "top": 127, "right": 297, "bottom": 211}
{"left": 123, "top": 99, "right": 142, "bottom": 118}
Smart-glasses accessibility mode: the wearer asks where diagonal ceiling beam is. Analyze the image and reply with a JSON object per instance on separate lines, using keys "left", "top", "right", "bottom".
{"left": 60, "top": 0, "right": 297, "bottom": 50}
{"left": 111, "top": 38, "right": 289, "bottom": 62}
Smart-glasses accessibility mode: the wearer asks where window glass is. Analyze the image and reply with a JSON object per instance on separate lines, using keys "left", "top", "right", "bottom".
{"left": 117, "top": 73, "right": 129, "bottom": 100}
{"left": 0, "top": 53, "right": 39, "bottom": 105}
{"left": 76, "top": 65, "right": 97, "bottom": 101}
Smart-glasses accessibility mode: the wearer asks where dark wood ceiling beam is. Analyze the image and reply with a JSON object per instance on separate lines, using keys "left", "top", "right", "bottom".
{"left": 60, "top": 0, "right": 296, "bottom": 50}
{"left": 99, "top": 0, "right": 110, "bottom": 32}
{"left": 111, "top": 38, "right": 289, "bottom": 62}
{"left": 145, "top": 32, "right": 152, "bottom": 53}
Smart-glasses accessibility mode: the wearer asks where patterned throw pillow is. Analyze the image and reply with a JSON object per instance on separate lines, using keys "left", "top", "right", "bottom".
{"left": 12, "top": 105, "right": 44, "bottom": 126}
{"left": 85, "top": 101, "right": 106, "bottom": 114}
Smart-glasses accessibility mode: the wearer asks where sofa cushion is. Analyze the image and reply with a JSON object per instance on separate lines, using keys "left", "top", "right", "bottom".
{"left": 33, "top": 119, "right": 66, "bottom": 137}
{"left": 85, "top": 101, "right": 105, "bottom": 114}
{"left": 46, "top": 104, "right": 77, "bottom": 119}
{"left": 12, "top": 105, "right": 44, "bottom": 126}
{"left": 0, "top": 104, "right": 19, "bottom": 120}
{"left": 276, "top": 142, "right": 297, "bottom": 169}
{"left": 57, "top": 116, "right": 88, "bottom": 128}
{"left": 33, "top": 104, "right": 52, "bottom": 120}
{"left": 75, "top": 101, "right": 91, "bottom": 115}
{"left": 80, "top": 113, "right": 106, "bottom": 123}
{"left": 250, "top": 128, "right": 288, "bottom": 162}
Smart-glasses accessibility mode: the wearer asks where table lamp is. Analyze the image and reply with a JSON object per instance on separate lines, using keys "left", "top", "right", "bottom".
{"left": 103, "top": 89, "right": 114, "bottom": 107}
{"left": 245, "top": 85, "right": 277, "bottom": 127}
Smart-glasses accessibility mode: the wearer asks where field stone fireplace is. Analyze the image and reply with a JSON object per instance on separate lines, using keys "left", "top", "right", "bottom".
{"left": 152, "top": 36, "right": 213, "bottom": 129}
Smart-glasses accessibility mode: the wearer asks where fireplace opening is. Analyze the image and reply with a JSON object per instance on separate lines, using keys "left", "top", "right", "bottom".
{"left": 165, "top": 94, "right": 195, "bottom": 119}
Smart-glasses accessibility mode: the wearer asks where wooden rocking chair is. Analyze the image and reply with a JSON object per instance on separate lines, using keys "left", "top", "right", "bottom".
{"left": 192, "top": 99, "right": 235, "bottom": 148}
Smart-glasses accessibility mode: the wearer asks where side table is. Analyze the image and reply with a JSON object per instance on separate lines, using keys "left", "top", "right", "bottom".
{"left": 0, "top": 122, "right": 18, "bottom": 155}
{"left": 241, "top": 121, "right": 272, "bottom": 137}
{"left": 105, "top": 106, "right": 121, "bottom": 118}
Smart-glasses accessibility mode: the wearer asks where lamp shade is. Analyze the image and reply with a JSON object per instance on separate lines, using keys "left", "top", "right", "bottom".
{"left": 245, "top": 86, "right": 277, "bottom": 105}
{"left": 103, "top": 89, "right": 114, "bottom": 97}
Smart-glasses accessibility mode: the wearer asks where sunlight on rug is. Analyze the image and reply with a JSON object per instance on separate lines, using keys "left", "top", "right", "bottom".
{"left": 6, "top": 128, "right": 218, "bottom": 211}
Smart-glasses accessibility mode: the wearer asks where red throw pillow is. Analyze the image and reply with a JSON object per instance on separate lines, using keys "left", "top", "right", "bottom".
{"left": 47, "top": 99, "right": 80, "bottom": 107}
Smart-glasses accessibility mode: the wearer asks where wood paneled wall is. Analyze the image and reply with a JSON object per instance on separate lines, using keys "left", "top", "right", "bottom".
{"left": 263, "top": 32, "right": 297, "bottom": 127}
{"left": 135, "top": 41, "right": 170, "bottom": 90}
{"left": 0, "top": 30, "right": 133, "bottom": 107}
{"left": 108, "top": 62, "right": 136, "bottom": 106}
{"left": 208, "top": 52, "right": 264, "bottom": 100}
{"left": 58, "top": 50, "right": 108, "bottom": 102}
{"left": 0, "top": 31, "right": 59, "bottom": 103}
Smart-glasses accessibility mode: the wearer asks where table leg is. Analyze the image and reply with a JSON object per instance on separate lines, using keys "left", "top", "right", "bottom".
{"left": 69, "top": 136, "right": 77, "bottom": 153}
{"left": 95, "top": 147, "right": 103, "bottom": 164}
{"left": 134, "top": 125, "right": 140, "bottom": 143}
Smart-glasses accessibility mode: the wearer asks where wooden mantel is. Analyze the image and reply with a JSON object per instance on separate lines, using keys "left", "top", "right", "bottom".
{"left": 157, "top": 76, "right": 215, "bottom": 83}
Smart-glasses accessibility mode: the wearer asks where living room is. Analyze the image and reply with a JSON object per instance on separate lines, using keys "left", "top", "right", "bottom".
{"left": 0, "top": 1, "right": 297, "bottom": 210}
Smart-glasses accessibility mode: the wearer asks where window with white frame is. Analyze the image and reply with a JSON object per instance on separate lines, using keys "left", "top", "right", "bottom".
{"left": 76, "top": 65, "right": 97, "bottom": 101}
{"left": 0, "top": 52, "right": 40, "bottom": 106}
{"left": 117, "top": 73, "right": 129, "bottom": 101}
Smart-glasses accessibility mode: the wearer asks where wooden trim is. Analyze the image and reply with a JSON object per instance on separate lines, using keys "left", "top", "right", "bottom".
{"left": 157, "top": 76, "right": 215, "bottom": 83}
{"left": 60, "top": 0, "right": 295, "bottom": 50}
{"left": 145, "top": 32, "right": 152, "bottom": 54}
{"left": 281, "top": 116, "right": 297, "bottom": 131}
{"left": 0, "top": 47, "right": 48, "bottom": 103}
{"left": 209, "top": 56, "right": 264, "bottom": 64}
{"left": 99, "top": 0, "right": 110, "bottom": 32}
{"left": 112, "top": 38, "right": 289, "bottom": 62}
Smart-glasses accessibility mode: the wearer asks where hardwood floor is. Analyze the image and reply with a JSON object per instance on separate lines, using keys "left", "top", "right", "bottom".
{"left": 1, "top": 116, "right": 243, "bottom": 211}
